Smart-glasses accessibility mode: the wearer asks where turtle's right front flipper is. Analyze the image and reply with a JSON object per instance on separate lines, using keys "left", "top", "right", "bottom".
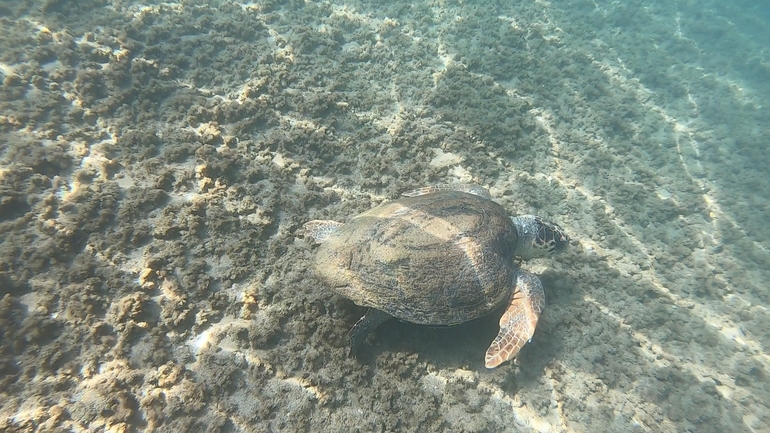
{"left": 484, "top": 270, "right": 545, "bottom": 368}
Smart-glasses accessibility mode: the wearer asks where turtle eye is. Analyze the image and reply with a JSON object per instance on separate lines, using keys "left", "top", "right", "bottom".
{"left": 550, "top": 232, "right": 569, "bottom": 255}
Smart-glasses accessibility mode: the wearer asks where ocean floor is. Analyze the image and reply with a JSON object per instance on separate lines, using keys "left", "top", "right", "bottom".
{"left": 1, "top": 0, "right": 769, "bottom": 432}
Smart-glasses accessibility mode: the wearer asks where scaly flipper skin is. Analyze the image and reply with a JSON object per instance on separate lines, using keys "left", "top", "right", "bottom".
{"left": 401, "top": 183, "right": 492, "bottom": 199}
{"left": 303, "top": 220, "right": 343, "bottom": 243}
{"left": 484, "top": 269, "right": 545, "bottom": 369}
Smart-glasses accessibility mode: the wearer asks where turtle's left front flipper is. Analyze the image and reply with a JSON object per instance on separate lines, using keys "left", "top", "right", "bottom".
{"left": 484, "top": 270, "right": 545, "bottom": 369}
{"left": 302, "top": 220, "right": 343, "bottom": 244}
{"left": 348, "top": 308, "right": 392, "bottom": 356}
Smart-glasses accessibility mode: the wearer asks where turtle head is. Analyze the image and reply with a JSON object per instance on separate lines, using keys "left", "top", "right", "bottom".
{"left": 511, "top": 215, "right": 570, "bottom": 260}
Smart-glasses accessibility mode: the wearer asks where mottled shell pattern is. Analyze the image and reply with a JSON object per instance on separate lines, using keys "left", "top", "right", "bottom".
{"left": 312, "top": 190, "right": 518, "bottom": 325}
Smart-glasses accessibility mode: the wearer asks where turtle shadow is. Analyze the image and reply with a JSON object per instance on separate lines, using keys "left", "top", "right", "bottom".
{"left": 356, "top": 312, "right": 502, "bottom": 369}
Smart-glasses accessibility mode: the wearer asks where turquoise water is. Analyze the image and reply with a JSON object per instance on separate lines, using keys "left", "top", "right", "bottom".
{"left": 0, "top": 0, "right": 767, "bottom": 431}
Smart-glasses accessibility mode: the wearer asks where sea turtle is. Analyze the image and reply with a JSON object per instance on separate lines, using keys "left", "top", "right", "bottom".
{"left": 303, "top": 184, "right": 569, "bottom": 368}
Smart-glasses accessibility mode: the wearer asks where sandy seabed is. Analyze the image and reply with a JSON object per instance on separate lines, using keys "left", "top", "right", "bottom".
{"left": 1, "top": 0, "right": 769, "bottom": 432}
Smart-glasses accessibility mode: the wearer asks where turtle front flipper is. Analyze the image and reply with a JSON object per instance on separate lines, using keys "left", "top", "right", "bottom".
{"left": 348, "top": 308, "right": 392, "bottom": 355}
{"left": 484, "top": 270, "right": 545, "bottom": 368}
{"left": 401, "top": 183, "right": 491, "bottom": 199}
{"left": 302, "top": 220, "right": 344, "bottom": 243}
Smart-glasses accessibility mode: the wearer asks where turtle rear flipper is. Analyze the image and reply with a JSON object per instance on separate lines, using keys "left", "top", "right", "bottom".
{"left": 303, "top": 220, "right": 343, "bottom": 243}
{"left": 484, "top": 270, "right": 545, "bottom": 368}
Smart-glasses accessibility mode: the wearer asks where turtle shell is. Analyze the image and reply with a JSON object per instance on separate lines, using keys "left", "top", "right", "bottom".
{"left": 313, "top": 190, "right": 519, "bottom": 325}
